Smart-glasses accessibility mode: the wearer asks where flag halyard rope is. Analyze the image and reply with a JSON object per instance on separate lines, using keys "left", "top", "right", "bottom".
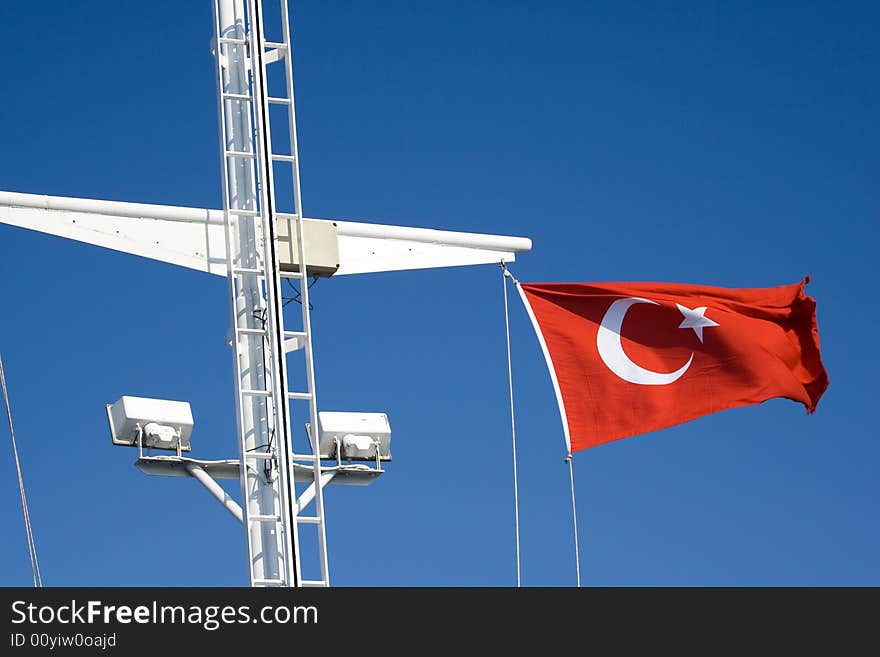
{"left": 503, "top": 264, "right": 583, "bottom": 588}
{"left": 566, "top": 453, "right": 581, "bottom": 587}
{"left": 500, "top": 261, "right": 522, "bottom": 587}
{"left": 0, "top": 354, "right": 42, "bottom": 587}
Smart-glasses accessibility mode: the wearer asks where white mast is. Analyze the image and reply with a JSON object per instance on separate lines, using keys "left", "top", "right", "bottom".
{"left": 0, "top": 0, "right": 532, "bottom": 588}
{"left": 214, "top": 0, "right": 301, "bottom": 586}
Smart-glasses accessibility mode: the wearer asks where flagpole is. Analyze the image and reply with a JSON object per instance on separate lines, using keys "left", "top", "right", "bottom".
{"left": 566, "top": 453, "right": 581, "bottom": 587}
{"left": 500, "top": 262, "right": 522, "bottom": 587}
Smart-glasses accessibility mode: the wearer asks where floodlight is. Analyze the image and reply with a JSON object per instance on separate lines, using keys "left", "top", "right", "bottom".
{"left": 318, "top": 412, "right": 391, "bottom": 461}
{"left": 106, "top": 396, "right": 193, "bottom": 452}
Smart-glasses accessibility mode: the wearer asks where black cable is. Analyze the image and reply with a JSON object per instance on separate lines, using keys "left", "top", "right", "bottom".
{"left": 282, "top": 275, "right": 319, "bottom": 310}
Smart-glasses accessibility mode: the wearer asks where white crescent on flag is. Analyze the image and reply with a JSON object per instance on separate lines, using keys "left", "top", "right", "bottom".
{"left": 596, "top": 297, "right": 697, "bottom": 386}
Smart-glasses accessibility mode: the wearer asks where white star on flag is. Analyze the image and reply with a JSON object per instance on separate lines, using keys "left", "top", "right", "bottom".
{"left": 676, "top": 303, "right": 719, "bottom": 342}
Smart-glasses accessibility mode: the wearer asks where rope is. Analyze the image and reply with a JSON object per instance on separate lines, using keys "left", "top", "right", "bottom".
{"left": 0, "top": 354, "right": 42, "bottom": 587}
{"left": 566, "top": 454, "right": 581, "bottom": 587}
{"left": 500, "top": 261, "right": 522, "bottom": 587}
{"left": 501, "top": 263, "right": 583, "bottom": 587}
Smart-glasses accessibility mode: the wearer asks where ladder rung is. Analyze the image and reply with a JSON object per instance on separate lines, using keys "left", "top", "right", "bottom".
{"left": 236, "top": 327, "right": 266, "bottom": 335}
{"left": 245, "top": 452, "right": 275, "bottom": 460}
{"left": 225, "top": 150, "right": 257, "bottom": 159}
{"left": 271, "top": 154, "right": 296, "bottom": 162}
{"left": 222, "top": 92, "right": 253, "bottom": 101}
{"left": 275, "top": 212, "right": 300, "bottom": 219}
{"left": 242, "top": 389, "right": 272, "bottom": 397}
{"left": 264, "top": 41, "right": 288, "bottom": 50}
{"left": 287, "top": 392, "right": 312, "bottom": 400}
{"left": 297, "top": 516, "right": 322, "bottom": 525}
{"left": 227, "top": 208, "right": 261, "bottom": 216}
{"left": 218, "top": 37, "right": 247, "bottom": 45}
{"left": 301, "top": 580, "right": 327, "bottom": 588}
{"left": 284, "top": 330, "right": 307, "bottom": 339}
{"left": 250, "top": 514, "right": 282, "bottom": 522}
{"left": 279, "top": 270, "right": 306, "bottom": 279}
{"left": 268, "top": 96, "right": 291, "bottom": 105}
{"left": 253, "top": 578, "right": 287, "bottom": 586}
{"left": 232, "top": 267, "right": 264, "bottom": 275}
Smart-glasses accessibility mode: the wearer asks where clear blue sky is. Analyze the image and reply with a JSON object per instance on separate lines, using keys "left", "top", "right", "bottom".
{"left": 0, "top": 0, "right": 876, "bottom": 586}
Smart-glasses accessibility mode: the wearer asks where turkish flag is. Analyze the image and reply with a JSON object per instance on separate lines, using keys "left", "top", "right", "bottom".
{"left": 518, "top": 278, "right": 828, "bottom": 453}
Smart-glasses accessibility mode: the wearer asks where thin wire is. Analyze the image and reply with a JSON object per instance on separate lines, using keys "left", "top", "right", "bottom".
{"left": 0, "top": 354, "right": 42, "bottom": 587}
{"left": 283, "top": 275, "right": 318, "bottom": 309}
{"left": 566, "top": 454, "right": 581, "bottom": 587}
{"left": 251, "top": 307, "right": 276, "bottom": 479}
{"left": 506, "top": 264, "right": 582, "bottom": 587}
{"left": 500, "top": 261, "right": 522, "bottom": 587}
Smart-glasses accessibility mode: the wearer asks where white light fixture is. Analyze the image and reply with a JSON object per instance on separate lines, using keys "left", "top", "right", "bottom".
{"left": 318, "top": 412, "right": 391, "bottom": 461}
{"left": 106, "top": 396, "right": 194, "bottom": 452}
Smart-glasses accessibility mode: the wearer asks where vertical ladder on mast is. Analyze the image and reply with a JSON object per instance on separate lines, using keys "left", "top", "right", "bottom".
{"left": 212, "top": 0, "right": 330, "bottom": 588}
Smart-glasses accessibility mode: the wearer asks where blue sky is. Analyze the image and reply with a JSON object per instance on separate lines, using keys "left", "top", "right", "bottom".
{"left": 0, "top": 0, "right": 876, "bottom": 586}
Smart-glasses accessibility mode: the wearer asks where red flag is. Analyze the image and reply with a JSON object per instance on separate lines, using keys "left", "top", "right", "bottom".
{"left": 518, "top": 278, "right": 828, "bottom": 453}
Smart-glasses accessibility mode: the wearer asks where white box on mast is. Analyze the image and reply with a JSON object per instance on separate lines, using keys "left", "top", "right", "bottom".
{"left": 106, "top": 396, "right": 194, "bottom": 452}
{"left": 318, "top": 412, "right": 391, "bottom": 461}
{"left": 277, "top": 218, "right": 339, "bottom": 277}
